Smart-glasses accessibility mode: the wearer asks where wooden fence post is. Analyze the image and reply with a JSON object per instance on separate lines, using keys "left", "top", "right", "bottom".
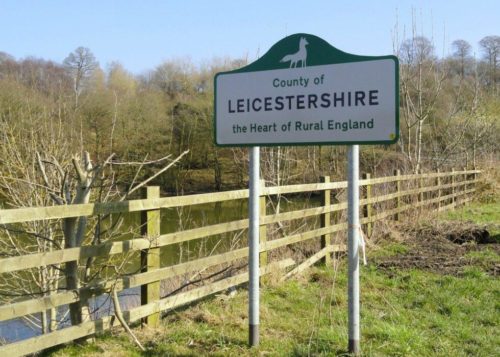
{"left": 451, "top": 168, "right": 456, "bottom": 206}
{"left": 140, "top": 186, "right": 161, "bottom": 327}
{"left": 259, "top": 180, "right": 267, "bottom": 267}
{"left": 472, "top": 166, "right": 477, "bottom": 196}
{"left": 463, "top": 167, "right": 468, "bottom": 203}
{"left": 320, "top": 176, "right": 331, "bottom": 265}
{"left": 362, "top": 173, "right": 373, "bottom": 237}
{"left": 394, "top": 169, "right": 401, "bottom": 221}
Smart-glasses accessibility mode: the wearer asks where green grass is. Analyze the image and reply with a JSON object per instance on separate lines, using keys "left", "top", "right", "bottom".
{"left": 48, "top": 202, "right": 500, "bottom": 356}
{"left": 369, "top": 241, "right": 410, "bottom": 259}
{"left": 443, "top": 201, "right": 500, "bottom": 236}
{"left": 50, "top": 263, "right": 500, "bottom": 357}
{"left": 441, "top": 201, "right": 500, "bottom": 271}
{"left": 50, "top": 265, "right": 500, "bottom": 356}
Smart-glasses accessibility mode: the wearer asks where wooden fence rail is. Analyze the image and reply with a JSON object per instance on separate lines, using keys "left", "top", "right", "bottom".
{"left": 0, "top": 169, "right": 480, "bottom": 356}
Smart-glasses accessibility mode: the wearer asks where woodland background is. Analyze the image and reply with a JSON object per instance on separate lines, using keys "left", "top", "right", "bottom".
{"left": 0, "top": 34, "right": 498, "bottom": 197}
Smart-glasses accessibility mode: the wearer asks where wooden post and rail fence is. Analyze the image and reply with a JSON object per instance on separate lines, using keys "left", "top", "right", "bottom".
{"left": 0, "top": 169, "right": 480, "bottom": 356}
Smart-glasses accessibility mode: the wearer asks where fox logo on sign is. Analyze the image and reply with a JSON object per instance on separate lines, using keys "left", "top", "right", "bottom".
{"left": 280, "top": 37, "right": 309, "bottom": 68}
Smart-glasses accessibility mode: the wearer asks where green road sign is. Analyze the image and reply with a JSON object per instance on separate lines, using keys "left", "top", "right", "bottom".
{"left": 214, "top": 33, "right": 399, "bottom": 146}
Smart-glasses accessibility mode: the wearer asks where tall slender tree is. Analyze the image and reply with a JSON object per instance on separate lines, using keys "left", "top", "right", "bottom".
{"left": 479, "top": 36, "right": 500, "bottom": 89}
{"left": 451, "top": 39, "right": 473, "bottom": 78}
{"left": 63, "top": 47, "right": 98, "bottom": 108}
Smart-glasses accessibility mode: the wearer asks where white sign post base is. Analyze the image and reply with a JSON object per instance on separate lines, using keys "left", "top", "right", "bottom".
{"left": 347, "top": 145, "right": 360, "bottom": 354}
{"left": 248, "top": 146, "right": 260, "bottom": 346}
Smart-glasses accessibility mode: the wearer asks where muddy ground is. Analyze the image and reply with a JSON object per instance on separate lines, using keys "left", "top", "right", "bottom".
{"left": 373, "top": 221, "right": 500, "bottom": 276}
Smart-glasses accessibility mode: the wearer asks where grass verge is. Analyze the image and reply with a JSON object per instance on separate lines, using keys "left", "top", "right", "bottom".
{"left": 443, "top": 201, "right": 500, "bottom": 238}
{"left": 47, "top": 262, "right": 499, "bottom": 357}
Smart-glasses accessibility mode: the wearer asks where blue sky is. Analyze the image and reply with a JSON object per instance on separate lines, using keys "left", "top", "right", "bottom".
{"left": 0, "top": 0, "right": 498, "bottom": 74}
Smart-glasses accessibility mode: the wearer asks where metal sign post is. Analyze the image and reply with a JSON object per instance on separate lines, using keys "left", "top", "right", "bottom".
{"left": 248, "top": 146, "right": 260, "bottom": 346}
{"left": 214, "top": 33, "right": 399, "bottom": 351}
{"left": 347, "top": 145, "right": 360, "bottom": 354}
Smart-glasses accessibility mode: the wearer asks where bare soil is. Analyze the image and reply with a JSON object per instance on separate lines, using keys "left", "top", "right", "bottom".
{"left": 374, "top": 221, "right": 500, "bottom": 276}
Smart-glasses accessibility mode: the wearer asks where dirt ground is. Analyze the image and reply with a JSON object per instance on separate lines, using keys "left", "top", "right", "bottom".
{"left": 373, "top": 221, "right": 500, "bottom": 276}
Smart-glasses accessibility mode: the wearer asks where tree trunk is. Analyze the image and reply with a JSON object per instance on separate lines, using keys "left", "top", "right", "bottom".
{"left": 213, "top": 149, "right": 222, "bottom": 191}
{"left": 63, "top": 154, "right": 93, "bottom": 326}
{"left": 415, "top": 119, "right": 423, "bottom": 173}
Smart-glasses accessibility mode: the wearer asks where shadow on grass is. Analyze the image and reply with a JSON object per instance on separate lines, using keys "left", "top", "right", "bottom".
{"left": 291, "top": 345, "right": 352, "bottom": 357}
{"left": 141, "top": 333, "right": 248, "bottom": 356}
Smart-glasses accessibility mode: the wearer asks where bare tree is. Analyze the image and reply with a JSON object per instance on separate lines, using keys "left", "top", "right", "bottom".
{"left": 152, "top": 58, "right": 196, "bottom": 99}
{"left": 63, "top": 47, "right": 98, "bottom": 108}
{"left": 63, "top": 47, "right": 99, "bottom": 153}
{"left": 0, "top": 93, "right": 188, "bottom": 332}
{"left": 452, "top": 39, "right": 473, "bottom": 78}
{"left": 398, "top": 33, "right": 446, "bottom": 173}
{"left": 479, "top": 35, "right": 500, "bottom": 88}
{"left": 0, "top": 107, "right": 70, "bottom": 333}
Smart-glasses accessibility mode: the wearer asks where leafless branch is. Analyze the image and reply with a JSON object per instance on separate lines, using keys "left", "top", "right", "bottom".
{"left": 111, "top": 154, "right": 174, "bottom": 165}
{"left": 126, "top": 150, "right": 189, "bottom": 197}
{"left": 111, "top": 288, "right": 145, "bottom": 351}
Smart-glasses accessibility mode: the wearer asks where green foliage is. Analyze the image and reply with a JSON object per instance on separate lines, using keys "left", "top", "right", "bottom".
{"left": 0, "top": 40, "right": 498, "bottom": 192}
